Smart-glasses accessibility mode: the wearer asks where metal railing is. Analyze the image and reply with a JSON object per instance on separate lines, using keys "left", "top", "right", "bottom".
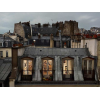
{"left": 62, "top": 70, "right": 74, "bottom": 80}
{"left": 40, "top": 70, "right": 54, "bottom": 81}
{"left": 82, "top": 70, "right": 95, "bottom": 80}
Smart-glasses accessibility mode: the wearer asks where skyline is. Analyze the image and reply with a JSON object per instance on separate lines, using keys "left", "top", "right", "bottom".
{"left": 0, "top": 12, "right": 100, "bottom": 34}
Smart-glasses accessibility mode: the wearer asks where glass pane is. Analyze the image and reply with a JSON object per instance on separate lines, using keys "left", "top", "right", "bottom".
{"left": 48, "top": 60, "right": 52, "bottom": 70}
{"left": 28, "top": 60, "right": 32, "bottom": 71}
{"left": 23, "top": 71, "right": 27, "bottom": 75}
{"left": 89, "top": 60, "right": 92, "bottom": 70}
{"left": 63, "top": 60, "right": 67, "bottom": 71}
{"left": 28, "top": 71, "right": 32, "bottom": 75}
{"left": 23, "top": 60, "right": 27, "bottom": 71}
{"left": 43, "top": 60, "right": 47, "bottom": 70}
{"left": 84, "top": 60, "right": 87, "bottom": 70}
{"left": 43, "top": 70, "right": 47, "bottom": 75}
{"left": 63, "top": 60, "right": 67, "bottom": 75}
{"left": 63, "top": 70, "right": 68, "bottom": 75}
{"left": 48, "top": 71, "right": 52, "bottom": 75}
{"left": 68, "top": 60, "right": 72, "bottom": 74}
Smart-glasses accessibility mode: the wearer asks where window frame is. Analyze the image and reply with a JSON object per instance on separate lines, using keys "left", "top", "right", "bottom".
{"left": 62, "top": 57, "right": 74, "bottom": 75}
{"left": 42, "top": 57, "right": 54, "bottom": 81}
{"left": 21, "top": 57, "right": 34, "bottom": 76}
{"left": 62, "top": 57, "right": 74, "bottom": 80}
{"left": 82, "top": 57, "right": 94, "bottom": 71}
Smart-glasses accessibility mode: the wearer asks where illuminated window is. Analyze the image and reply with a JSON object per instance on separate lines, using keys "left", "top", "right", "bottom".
{"left": 23, "top": 60, "right": 32, "bottom": 75}
{"left": 42, "top": 60, "right": 53, "bottom": 81}
{"left": 83, "top": 60, "right": 93, "bottom": 74}
{"left": 82, "top": 58, "right": 95, "bottom": 80}
{"left": 62, "top": 57, "right": 74, "bottom": 80}
{"left": 63, "top": 60, "right": 73, "bottom": 75}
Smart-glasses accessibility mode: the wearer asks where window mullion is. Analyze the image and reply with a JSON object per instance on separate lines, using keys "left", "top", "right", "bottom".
{"left": 47, "top": 60, "right": 48, "bottom": 76}
{"left": 27, "top": 60, "right": 28, "bottom": 75}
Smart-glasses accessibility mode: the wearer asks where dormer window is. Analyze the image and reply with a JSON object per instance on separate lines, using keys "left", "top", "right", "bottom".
{"left": 23, "top": 60, "right": 32, "bottom": 75}
{"left": 82, "top": 57, "right": 95, "bottom": 80}
{"left": 21, "top": 58, "right": 34, "bottom": 81}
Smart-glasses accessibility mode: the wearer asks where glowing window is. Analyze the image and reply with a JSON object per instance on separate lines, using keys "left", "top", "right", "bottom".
{"left": 23, "top": 60, "right": 32, "bottom": 75}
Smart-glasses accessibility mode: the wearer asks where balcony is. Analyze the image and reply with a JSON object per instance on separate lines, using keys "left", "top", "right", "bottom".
{"left": 82, "top": 70, "right": 95, "bottom": 81}
{"left": 40, "top": 70, "right": 54, "bottom": 81}
{"left": 20, "top": 70, "right": 34, "bottom": 81}
{"left": 62, "top": 70, "right": 74, "bottom": 81}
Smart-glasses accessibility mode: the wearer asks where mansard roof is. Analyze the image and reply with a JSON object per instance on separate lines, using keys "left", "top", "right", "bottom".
{"left": 0, "top": 35, "right": 16, "bottom": 42}
{"left": 22, "top": 23, "right": 31, "bottom": 37}
{"left": 23, "top": 47, "right": 91, "bottom": 57}
{"left": 31, "top": 26, "right": 58, "bottom": 36}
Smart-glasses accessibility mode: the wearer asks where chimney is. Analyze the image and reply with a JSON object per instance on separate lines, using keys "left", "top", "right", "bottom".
{"left": 9, "top": 30, "right": 10, "bottom": 35}
{"left": 9, "top": 47, "right": 18, "bottom": 86}
{"left": 12, "top": 47, "right": 18, "bottom": 69}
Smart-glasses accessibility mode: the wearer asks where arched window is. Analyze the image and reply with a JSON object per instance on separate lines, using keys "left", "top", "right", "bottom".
{"left": 82, "top": 57, "right": 95, "bottom": 80}
{"left": 62, "top": 57, "right": 74, "bottom": 80}
{"left": 21, "top": 57, "right": 33, "bottom": 81}
{"left": 42, "top": 57, "right": 53, "bottom": 81}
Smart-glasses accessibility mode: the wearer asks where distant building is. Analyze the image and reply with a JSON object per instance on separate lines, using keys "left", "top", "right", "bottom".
{"left": 90, "top": 27, "right": 100, "bottom": 34}
{"left": 0, "top": 34, "right": 18, "bottom": 58}
{"left": 1, "top": 20, "right": 100, "bottom": 87}
{"left": 79, "top": 28, "right": 86, "bottom": 34}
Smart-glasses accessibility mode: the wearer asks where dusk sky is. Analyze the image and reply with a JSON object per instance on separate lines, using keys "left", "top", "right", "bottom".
{"left": 0, "top": 12, "right": 100, "bottom": 34}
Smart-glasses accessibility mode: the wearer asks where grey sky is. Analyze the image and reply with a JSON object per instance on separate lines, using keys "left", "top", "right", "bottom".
{"left": 0, "top": 12, "right": 100, "bottom": 34}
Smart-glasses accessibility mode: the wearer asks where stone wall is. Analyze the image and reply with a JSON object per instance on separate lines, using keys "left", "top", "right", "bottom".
{"left": 55, "top": 21, "right": 79, "bottom": 36}
{"left": 14, "top": 22, "right": 25, "bottom": 38}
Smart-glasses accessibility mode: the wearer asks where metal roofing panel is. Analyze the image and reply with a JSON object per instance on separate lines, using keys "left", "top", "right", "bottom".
{"left": 35, "top": 48, "right": 39, "bottom": 56}
{"left": 52, "top": 49, "right": 57, "bottom": 55}
{"left": 0, "top": 63, "right": 11, "bottom": 81}
{"left": 24, "top": 47, "right": 89, "bottom": 57}
{"left": 0, "top": 60, "right": 3, "bottom": 66}
{"left": 0, "top": 73, "right": 4, "bottom": 80}
{"left": 0, "top": 64, "right": 6, "bottom": 73}
{"left": 3, "top": 63, "right": 11, "bottom": 71}
{"left": 55, "top": 49, "right": 59, "bottom": 55}
{"left": 48, "top": 48, "right": 52, "bottom": 55}
{"left": 1, "top": 73, "right": 9, "bottom": 81}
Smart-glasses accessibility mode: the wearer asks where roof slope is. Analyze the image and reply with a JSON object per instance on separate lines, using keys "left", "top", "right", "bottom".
{"left": 23, "top": 47, "right": 90, "bottom": 56}
{"left": 0, "top": 63, "right": 12, "bottom": 81}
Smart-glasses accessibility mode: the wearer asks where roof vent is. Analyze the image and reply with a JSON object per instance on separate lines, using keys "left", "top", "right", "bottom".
{"left": 40, "top": 50, "right": 42, "bottom": 52}
{"left": 75, "top": 50, "right": 77, "bottom": 52}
